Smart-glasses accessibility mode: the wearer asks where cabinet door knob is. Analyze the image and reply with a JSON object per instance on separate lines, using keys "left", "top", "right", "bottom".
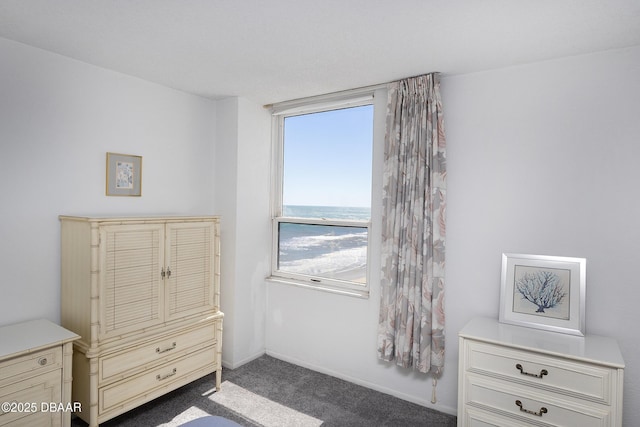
{"left": 38, "top": 357, "right": 47, "bottom": 366}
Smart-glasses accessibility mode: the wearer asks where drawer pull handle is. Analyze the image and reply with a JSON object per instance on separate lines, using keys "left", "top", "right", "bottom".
{"left": 516, "top": 363, "right": 548, "bottom": 378}
{"left": 156, "top": 368, "right": 177, "bottom": 381}
{"left": 38, "top": 357, "right": 48, "bottom": 366}
{"left": 156, "top": 342, "right": 177, "bottom": 354}
{"left": 515, "top": 400, "right": 547, "bottom": 417}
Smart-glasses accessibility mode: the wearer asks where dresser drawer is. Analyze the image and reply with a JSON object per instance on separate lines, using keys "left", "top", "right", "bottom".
{"left": 0, "top": 410, "right": 55, "bottom": 427}
{"left": 465, "top": 374, "right": 611, "bottom": 427}
{"left": 465, "top": 341, "right": 615, "bottom": 404}
{"left": 462, "top": 406, "right": 537, "bottom": 427}
{"left": 99, "top": 345, "right": 217, "bottom": 414}
{"left": 0, "top": 369, "right": 62, "bottom": 426}
{"left": 99, "top": 322, "right": 216, "bottom": 384}
{"left": 0, "top": 347, "right": 62, "bottom": 387}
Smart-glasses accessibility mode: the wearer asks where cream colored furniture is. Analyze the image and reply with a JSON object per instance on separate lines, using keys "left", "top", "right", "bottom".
{"left": 457, "top": 317, "right": 624, "bottom": 427}
{"left": 59, "top": 215, "right": 223, "bottom": 427}
{"left": 0, "top": 319, "right": 80, "bottom": 427}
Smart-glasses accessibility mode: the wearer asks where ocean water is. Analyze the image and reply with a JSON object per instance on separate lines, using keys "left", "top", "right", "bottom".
{"left": 278, "top": 205, "right": 370, "bottom": 283}
{"left": 283, "top": 205, "right": 370, "bottom": 221}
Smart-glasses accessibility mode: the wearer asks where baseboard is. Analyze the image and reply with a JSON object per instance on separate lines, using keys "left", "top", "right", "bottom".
{"left": 265, "top": 350, "right": 457, "bottom": 417}
{"left": 221, "top": 350, "right": 266, "bottom": 370}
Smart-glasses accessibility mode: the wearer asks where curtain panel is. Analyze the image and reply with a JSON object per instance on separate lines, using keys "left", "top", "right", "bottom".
{"left": 377, "top": 73, "right": 446, "bottom": 374}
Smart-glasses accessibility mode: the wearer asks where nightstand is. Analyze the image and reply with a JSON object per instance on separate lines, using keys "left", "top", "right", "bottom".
{"left": 457, "top": 317, "right": 624, "bottom": 426}
{"left": 0, "top": 319, "right": 80, "bottom": 426}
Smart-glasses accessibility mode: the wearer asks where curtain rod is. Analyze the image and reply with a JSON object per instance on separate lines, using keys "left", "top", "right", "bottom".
{"left": 264, "top": 82, "right": 385, "bottom": 110}
{"left": 263, "top": 72, "right": 442, "bottom": 110}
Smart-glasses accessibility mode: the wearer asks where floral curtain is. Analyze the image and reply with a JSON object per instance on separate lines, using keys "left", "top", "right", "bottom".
{"left": 377, "top": 73, "right": 446, "bottom": 374}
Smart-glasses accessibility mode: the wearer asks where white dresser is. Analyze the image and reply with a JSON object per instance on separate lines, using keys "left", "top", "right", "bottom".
{"left": 0, "top": 319, "right": 80, "bottom": 427}
{"left": 457, "top": 317, "right": 624, "bottom": 427}
{"left": 60, "top": 215, "right": 223, "bottom": 427}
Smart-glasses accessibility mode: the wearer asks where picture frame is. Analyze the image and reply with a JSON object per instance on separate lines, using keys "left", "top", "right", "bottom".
{"left": 106, "top": 152, "right": 142, "bottom": 196}
{"left": 499, "top": 253, "right": 586, "bottom": 336}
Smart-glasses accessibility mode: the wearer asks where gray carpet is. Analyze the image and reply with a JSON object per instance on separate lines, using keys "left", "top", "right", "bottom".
{"left": 72, "top": 355, "right": 456, "bottom": 426}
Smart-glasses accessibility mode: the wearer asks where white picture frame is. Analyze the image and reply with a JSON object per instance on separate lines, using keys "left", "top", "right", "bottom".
{"left": 499, "top": 253, "right": 586, "bottom": 336}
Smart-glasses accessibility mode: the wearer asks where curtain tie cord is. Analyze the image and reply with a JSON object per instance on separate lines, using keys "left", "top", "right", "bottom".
{"left": 431, "top": 378, "right": 437, "bottom": 404}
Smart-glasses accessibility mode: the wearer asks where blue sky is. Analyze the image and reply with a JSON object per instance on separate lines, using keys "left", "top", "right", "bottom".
{"left": 283, "top": 105, "right": 373, "bottom": 208}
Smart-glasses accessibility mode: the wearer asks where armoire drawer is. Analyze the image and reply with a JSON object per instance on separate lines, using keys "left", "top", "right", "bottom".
{"left": 99, "top": 345, "right": 217, "bottom": 414}
{"left": 466, "top": 341, "right": 614, "bottom": 404}
{"left": 99, "top": 322, "right": 216, "bottom": 384}
{"left": 465, "top": 373, "right": 612, "bottom": 427}
{"left": 0, "top": 347, "right": 62, "bottom": 387}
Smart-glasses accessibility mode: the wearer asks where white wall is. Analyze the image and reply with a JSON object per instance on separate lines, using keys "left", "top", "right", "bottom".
{"left": 232, "top": 98, "right": 271, "bottom": 364}
{"left": 215, "top": 98, "right": 240, "bottom": 364}
{"left": 264, "top": 46, "right": 640, "bottom": 423}
{"left": 0, "top": 38, "right": 217, "bottom": 325}
{"left": 215, "top": 97, "right": 271, "bottom": 368}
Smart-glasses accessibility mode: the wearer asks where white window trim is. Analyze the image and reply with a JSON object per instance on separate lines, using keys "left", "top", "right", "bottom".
{"left": 268, "top": 87, "right": 382, "bottom": 298}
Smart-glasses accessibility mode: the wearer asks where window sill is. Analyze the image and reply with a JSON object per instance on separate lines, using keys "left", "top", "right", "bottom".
{"left": 266, "top": 276, "right": 369, "bottom": 299}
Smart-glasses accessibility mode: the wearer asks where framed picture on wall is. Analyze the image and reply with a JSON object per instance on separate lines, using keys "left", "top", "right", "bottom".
{"left": 499, "top": 253, "right": 586, "bottom": 336}
{"left": 106, "top": 152, "right": 142, "bottom": 196}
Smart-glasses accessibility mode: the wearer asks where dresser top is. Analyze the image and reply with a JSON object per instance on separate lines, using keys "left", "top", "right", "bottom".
{"left": 0, "top": 319, "right": 80, "bottom": 360}
{"left": 459, "top": 317, "right": 625, "bottom": 368}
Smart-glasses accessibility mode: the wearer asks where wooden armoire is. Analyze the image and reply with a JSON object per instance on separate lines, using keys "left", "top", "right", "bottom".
{"left": 59, "top": 215, "right": 223, "bottom": 426}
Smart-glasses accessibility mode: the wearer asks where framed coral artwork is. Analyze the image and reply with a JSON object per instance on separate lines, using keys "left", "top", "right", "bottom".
{"left": 106, "top": 152, "right": 142, "bottom": 196}
{"left": 499, "top": 253, "right": 586, "bottom": 336}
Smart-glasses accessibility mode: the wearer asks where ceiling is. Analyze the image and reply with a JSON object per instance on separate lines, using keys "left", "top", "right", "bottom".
{"left": 1, "top": 1, "right": 639, "bottom": 105}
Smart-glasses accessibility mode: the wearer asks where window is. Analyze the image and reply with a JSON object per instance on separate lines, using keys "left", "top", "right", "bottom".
{"left": 271, "top": 93, "right": 375, "bottom": 296}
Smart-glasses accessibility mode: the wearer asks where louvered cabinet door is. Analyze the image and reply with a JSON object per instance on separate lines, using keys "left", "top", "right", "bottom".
{"left": 99, "top": 224, "right": 165, "bottom": 338}
{"left": 164, "top": 221, "right": 218, "bottom": 321}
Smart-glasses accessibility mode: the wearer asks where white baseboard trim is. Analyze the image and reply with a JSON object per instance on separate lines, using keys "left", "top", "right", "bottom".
{"left": 265, "top": 350, "right": 457, "bottom": 417}
{"left": 221, "top": 350, "right": 266, "bottom": 370}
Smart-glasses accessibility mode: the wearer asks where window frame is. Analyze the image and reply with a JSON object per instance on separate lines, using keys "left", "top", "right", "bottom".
{"left": 269, "top": 89, "right": 377, "bottom": 298}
